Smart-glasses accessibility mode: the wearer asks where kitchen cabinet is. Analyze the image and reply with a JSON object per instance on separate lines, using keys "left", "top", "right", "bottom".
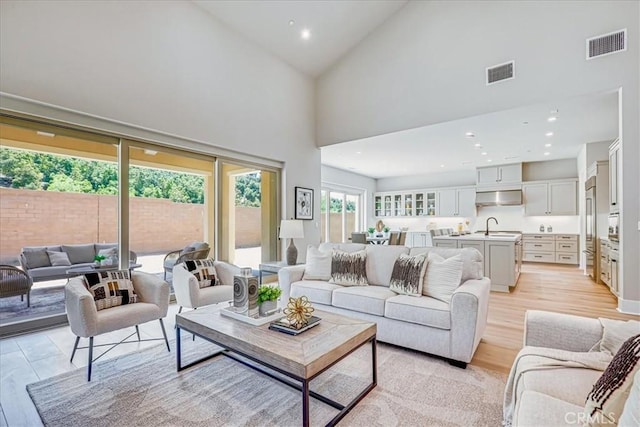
{"left": 407, "top": 232, "right": 431, "bottom": 248}
{"left": 523, "top": 180, "right": 577, "bottom": 216}
{"left": 599, "top": 239, "right": 618, "bottom": 296}
{"left": 476, "top": 163, "right": 522, "bottom": 188}
{"left": 522, "top": 234, "right": 578, "bottom": 264}
{"left": 437, "top": 187, "right": 476, "bottom": 217}
{"left": 609, "top": 139, "right": 620, "bottom": 213}
{"left": 457, "top": 240, "right": 485, "bottom": 258}
{"left": 433, "top": 240, "right": 457, "bottom": 248}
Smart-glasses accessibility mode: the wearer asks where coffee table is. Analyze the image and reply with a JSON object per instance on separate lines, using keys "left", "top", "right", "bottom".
{"left": 175, "top": 307, "right": 377, "bottom": 427}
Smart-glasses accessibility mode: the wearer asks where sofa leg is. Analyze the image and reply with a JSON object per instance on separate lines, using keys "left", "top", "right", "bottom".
{"left": 448, "top": 359, "right": 467, "bottom": 369}
{"left": 87, "top": 337, "right": 94, "bottom": 382}
{"left": 159, "top": 319, "right": 170, "bottom": 352}
{"left": 70, "top": 336, "right": 80, "bottom": 362}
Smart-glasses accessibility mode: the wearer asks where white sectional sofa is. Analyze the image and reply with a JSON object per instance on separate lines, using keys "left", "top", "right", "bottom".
{"left": 278, "top": 243, "right": 491, "bottom": 367}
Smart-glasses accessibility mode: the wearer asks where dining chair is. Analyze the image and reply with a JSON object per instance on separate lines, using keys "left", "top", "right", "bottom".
{"left": 351, "top": 232, "right": 367, "bottom": 244}
{"left": 388, "top": 232, "right": 400, "bottom": 245}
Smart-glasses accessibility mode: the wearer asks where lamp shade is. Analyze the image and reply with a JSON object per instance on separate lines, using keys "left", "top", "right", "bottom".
{"left": 279, "top": 219, "right": 304, "bottom": 239}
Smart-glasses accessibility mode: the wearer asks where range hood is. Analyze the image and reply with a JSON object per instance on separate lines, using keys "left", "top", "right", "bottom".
{"left": 475, "top": 190, "right": 523, "bottom": 207}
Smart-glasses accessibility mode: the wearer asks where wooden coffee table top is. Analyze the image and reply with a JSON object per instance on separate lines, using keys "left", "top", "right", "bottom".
{"left": 176, "top": 306, "right": 376, "bottom": 379}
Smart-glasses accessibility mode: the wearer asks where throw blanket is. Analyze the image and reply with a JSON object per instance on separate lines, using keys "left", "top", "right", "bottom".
{"left": 502, "top": 346, "right": 612, "bottom": 426}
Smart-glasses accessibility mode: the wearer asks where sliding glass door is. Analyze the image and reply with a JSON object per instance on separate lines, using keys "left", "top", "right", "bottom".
{"left": 321, "top": 187, "right": 363, "bottom": 243}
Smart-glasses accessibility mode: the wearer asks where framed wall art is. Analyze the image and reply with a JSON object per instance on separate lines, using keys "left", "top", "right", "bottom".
{"left": 295, "top": 187, "right": 313, "bottom": 220}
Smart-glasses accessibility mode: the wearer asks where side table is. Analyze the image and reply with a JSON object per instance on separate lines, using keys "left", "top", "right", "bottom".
{"left": 258, "top": 261, "right": 303, "bottom": 284}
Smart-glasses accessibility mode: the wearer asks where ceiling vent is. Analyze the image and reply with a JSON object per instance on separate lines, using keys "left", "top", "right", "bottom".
{"left": 486, "top": 61, "right": 515, "bottom": 85}
{"left": 587, "top": 29, "right": 626, "bottom": 59}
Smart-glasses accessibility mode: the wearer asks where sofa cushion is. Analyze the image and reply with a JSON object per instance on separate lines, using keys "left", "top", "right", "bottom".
{"left": 290, "top": 280, "right": 343, "bottom": 306}
{"left": 384, "top": 295, "right": 451, "bottom": 330}
{"left": 422, "top": 253, "right": 463, "bottom": 303}
{"left": 47, "top": 251, "right": 71, "bottom": 267}
{"left": 599, "top": 318, "right": 640, "bottom": 355}
{"left": 409, "top": 247, "right": 483, "bottom": 284}
{"left": 302, "top": 245, "right": 332, "bottom": 281}
{"left": 517, "top": 364, "right": 602, "bottom": 407}
{"left": 365, "top": 245, "right": 410, "bottom": 287}
{"left": 62, "top": 244, "right": 96, "bottom": 265}
{"left": 28, "top": 263, "right": 95, "bottom": 280}
{"left": 514, "top": 390, "right": 583, "bottom": 427}
{"left": 389, "top": 253, "right": 427, "bottom": 296}
{"left": 330, "top": 249, "right": 368, "bottom": 286}
{"left": 23, "top": 249, "right": 53, "bottom": 269}
{"left": 585, "top": 334, "right": 640, "bottom": 426}
{"left": 332, "top": 286, "right": 396, "bottom": 316}
{"left": 319, "top": 242, "right": 366, "bottom": 253}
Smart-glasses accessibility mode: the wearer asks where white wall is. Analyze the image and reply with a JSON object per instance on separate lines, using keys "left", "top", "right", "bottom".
{"left": 321, "top": 165, "right": 377, "bottom": 230}
{"left": 318, "top": 0, "right": 639, "bottom": 312}
{"left": 0, "top": 0, "right": 320, "bottom": 257}
{"left": 377, "top": 170, "right": 476, "bottom": 192}
{"left": 523, "top": 159, "right": 578, "bottom": 181}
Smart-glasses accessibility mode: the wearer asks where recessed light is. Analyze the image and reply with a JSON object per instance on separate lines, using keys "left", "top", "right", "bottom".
{"left": 544, "top": 152, "right": 551, "bottom": 156}
{"left": 474, "top": 143, "right": 482, "bottom": 148}
{"left": 356, "top": 151, "right": 362, "bottom": 155}
{"left": 465, "top": 132, "right": 475, "bottom": 138}
{"left": 522, "top": 121, "right": 529, "bottom": 125}
{"left": 481, "top": 152, "right": 488, "bottom": 156}
{"left": 288, "top": 20, "right": 295, "bottom": 26}
{"left": 301, "top": 29, "right": 311, "bottom": 40}
{"left": 440, "top": 164, "right": 445, "bottom": 168}
{"left": 547, "top": 116, "right": 557, "bottom": 122}
{"left": 36, "top": 131, "right": 55, "bottom": 137}
{"left": 545, "top": 143, "right": 552, "bottom": 148}
{"left": 545, "top": 132, "right": 554, "bottom": 137}
{"left": 487, "top": 159, "right": 493, "bottom": 162}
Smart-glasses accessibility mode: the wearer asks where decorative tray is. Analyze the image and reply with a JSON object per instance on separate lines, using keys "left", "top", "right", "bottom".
{"left": 220, "top": 306, "right": 284, "bottom": 326}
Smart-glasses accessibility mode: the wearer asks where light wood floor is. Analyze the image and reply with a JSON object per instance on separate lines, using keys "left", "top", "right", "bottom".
{"left": 0, "top": 263, "right": 637, "bottom": 426}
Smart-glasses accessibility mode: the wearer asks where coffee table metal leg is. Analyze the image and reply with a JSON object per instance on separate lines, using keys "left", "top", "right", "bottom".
{"left": 176, "top": 326, "right": 182, "bottom": 370}
{"left": 302, "top": 379, "right": 310, "bottom": 427}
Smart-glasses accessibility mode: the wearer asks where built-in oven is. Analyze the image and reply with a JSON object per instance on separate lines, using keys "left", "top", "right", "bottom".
{"left": 608, "top": 213, "right": 619, "bottom": 242}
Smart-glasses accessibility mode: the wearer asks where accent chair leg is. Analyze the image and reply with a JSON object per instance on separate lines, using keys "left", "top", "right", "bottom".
{"left": 448, "top": 359, "right": 467, "bottom": 369}
{"left": 21, "top": 295, "right": 23, "bottom": 302}
{"left": 27, "top": 291, "right": 30, "bottom": 307}
{"left": 159, "top": 319, "right": 170, "bottom": 352}
{"left": 70, "top": 336, "right": 80, "bottom": 362}
{"left": 192, "top": 307, "right": 196, "bottom": 341}
{"left": 87, "top": 337, "right": 94, "bottom": 381}
{"left": 164, "top": 270, "right": 167, "bottom": 280}
{"left": 135, "top": 325, "right": 141, "bottom": 341}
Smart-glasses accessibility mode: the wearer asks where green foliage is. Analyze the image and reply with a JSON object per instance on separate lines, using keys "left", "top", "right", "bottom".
{"left": 320, "top": 191, "right": 357, "bottom": 213}
{"left": 257, "top": 284, "right": 282, "bottom": 304}
{"left": 367, "top": 226, "right": 376, "bottom": 234}
{"left": 235, "top": 173, "right": 261, "bottom": 207}
{"left": 383, "top": 226, "right": 390, "bottom": 232}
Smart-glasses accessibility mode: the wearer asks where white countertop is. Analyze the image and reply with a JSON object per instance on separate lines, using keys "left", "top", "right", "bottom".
{"left": 432, "top": 233, "right": 522, "bottom": 242}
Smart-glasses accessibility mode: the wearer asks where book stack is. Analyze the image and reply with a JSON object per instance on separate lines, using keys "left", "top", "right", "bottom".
{"left": 269, "top": 316, "right": 321, "bottom": 335}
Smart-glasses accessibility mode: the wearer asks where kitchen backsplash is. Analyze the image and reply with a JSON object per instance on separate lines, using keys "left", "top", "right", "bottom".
{"left": 379, "top": 205, "right": 579, "bottom": 234}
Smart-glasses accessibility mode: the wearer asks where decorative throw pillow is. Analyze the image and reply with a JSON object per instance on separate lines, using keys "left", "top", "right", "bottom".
{"left": 599, "top": 318, "right": 640, "bottom": 355}
{"left": 422, "top": 253, "right": 463, "bottom": 303}
{"left": 83, "top": 270, "right": 137, "bottom": 311}
{"left": 184, "top": 258, "right": 218, "bottom": 288}
{"left": 23, "top": 249, "right": 51, "bottom": 269}
{"left": 47, "top": 250, "right": 71, "bottom": 267}
{"left": 302, "top": 245, "right": 332, "bottom": 281}
{"left": 329, "top": 249, "right": 368, "bottom": 286}
{"left": 584, "top": 334, "right": 640, "bottom": 426}
{"left": 97, "top": 247, "right": 118, "bottom": 266}
{"left": 389, "top": 253, "right": 427, "bottom": 296}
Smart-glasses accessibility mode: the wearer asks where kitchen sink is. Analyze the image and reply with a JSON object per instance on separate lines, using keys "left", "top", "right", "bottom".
{"left": 487, "top": 233, "right": 518, "bottom": 238}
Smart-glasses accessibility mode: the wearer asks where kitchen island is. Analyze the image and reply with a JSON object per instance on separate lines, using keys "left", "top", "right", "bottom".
{"left": 432, "top": 233, "right": 522, "bottom": 292}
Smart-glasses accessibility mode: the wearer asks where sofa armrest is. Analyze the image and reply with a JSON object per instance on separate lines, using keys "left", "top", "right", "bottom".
{"left": 278, "top": 265, "right": 306, "bottom": 300}
{"left": 524, "top": 310, "right": 602, "bottom": 352}
{"left": 449, "top": 277, "right": 491, "bottom": 363}
{"left": 132, "top": 271, "right": 170, "bottom": 317}
{"left": 65, "top": 278, "right": 99, "bottom": 337}
{"left": 172, "top": 263, "right": 201, "bottom": 309}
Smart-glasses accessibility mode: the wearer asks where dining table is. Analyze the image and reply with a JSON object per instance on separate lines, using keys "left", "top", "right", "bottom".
{"left": 366, "top": 236, "right": 389, "bottom": 245}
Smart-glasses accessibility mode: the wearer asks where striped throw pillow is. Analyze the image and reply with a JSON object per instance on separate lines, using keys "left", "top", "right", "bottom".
{"left": 389, "top": 253, "right": 427, "bottom": 296}
{"left": 422, "top": 253, "right": 463, "bottom": 303}
{"left": 330, "top": 249, "right": 368, "bottom": 286}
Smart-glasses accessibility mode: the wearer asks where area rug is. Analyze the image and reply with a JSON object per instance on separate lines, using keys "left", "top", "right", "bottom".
{"left": 0, "top": 285, "right": 65, "bottom": 324}
{"left": 27, "top": 339, "right": 506, "bottom": 426}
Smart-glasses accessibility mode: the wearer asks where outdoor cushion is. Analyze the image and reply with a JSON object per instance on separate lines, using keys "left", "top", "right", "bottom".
{"left": 94, "top": 243, "right": 118, "bottom": 252}
{"left": 23, "top": 249, "right": 52, "bottom": 269}
{"left": 189, "top": 242, "right": 209, "bottom": 252}
{"left": 290, "top": 280, "right": 343, "bottom": 306}
{"left": 384, "top": 294, "right": 451, "bottom": 330}
{"left": 62, "top": 244, "right": 96, "bottom": 265}
{"left": 28, "top": 263, "right": 95, "bottom": 280}
{"left": 47, "top": 251, "right": 71, "bottom": 266}
{"left": 332, "top": 285, "right": 396, "bottom": 316}
{"left": 365, "top": 245, "right": 410, "bottom": 287}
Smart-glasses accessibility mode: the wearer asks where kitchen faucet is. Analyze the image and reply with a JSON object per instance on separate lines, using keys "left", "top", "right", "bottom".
{"left": 485, "top": 217, "right": 498, "bottom": 236}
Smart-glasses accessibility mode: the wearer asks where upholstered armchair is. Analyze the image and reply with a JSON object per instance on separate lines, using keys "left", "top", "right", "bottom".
{"left": 172, "top": 260, "right": 237, "bottom": 312}
{"left": 65, "top": 271, "right": 170, "bottom": 381}
{"left": 163, "top": 242, "right": 210, "bottom": 280}
{"left": 0, "top": 265, "right": 33, "bottom": 306}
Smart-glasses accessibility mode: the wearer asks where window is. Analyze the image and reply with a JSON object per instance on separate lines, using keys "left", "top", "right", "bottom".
{"left": 320, "top": 185, "right": 364, "bottom": 243}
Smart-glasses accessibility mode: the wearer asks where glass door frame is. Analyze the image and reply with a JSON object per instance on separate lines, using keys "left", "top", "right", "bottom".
{"left": 321, "top": 184, "right": 365, "bottom": 243}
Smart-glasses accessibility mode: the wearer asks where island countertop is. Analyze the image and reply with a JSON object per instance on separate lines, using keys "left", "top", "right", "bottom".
{"left": 432, "top": 233, "right": 522, "bottom": 242}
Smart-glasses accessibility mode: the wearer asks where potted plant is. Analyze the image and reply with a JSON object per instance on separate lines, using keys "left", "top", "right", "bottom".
{"left": 94, "top": 254, "right": 106, "bottom": 266}
{"left": 367, "top": 226, "right": 376, "bottom": 238}
{"left": 258, "top": 284, "right": 282, "bottom": 316}
{"left": 383, "top": 226, "right": 391, "bottom": 238}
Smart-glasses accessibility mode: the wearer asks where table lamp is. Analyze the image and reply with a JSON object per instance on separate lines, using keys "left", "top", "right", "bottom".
{"left": 279, "top": 219, "right": 304, "bottom": 265}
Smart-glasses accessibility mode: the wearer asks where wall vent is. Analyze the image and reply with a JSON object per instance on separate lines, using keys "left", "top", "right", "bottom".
{"left": 587, "top": 29, "right": 626, "bottom": 59}
{"left": 486, "top": 61, "right": 515, "bottom": 85}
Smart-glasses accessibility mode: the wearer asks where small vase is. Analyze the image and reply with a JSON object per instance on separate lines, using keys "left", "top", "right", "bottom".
{"left": 259, "top": 300, "right": 277, "bottom": 316}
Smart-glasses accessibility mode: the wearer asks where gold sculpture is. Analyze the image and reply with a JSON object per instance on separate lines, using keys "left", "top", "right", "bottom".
{"left": 283, "top": 296, "right": 315, "bottom": 329}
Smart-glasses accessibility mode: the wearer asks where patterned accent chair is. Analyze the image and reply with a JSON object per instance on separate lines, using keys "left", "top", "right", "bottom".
{"left": 0, "top": 265, "right": 33, "bottom": 306}
{"left": 65, "top": 271, "right": 170, "bottom": 381}
{"left": 163, "top": 242, "right": 210, "bottom": 280}
{"left": 172, "top": 260, "right": 238, "bottom": 313}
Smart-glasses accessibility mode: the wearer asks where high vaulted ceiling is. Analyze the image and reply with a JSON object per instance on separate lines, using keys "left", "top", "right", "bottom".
{"left": 194, "top": 0, "right": 407, "bottom": 77}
